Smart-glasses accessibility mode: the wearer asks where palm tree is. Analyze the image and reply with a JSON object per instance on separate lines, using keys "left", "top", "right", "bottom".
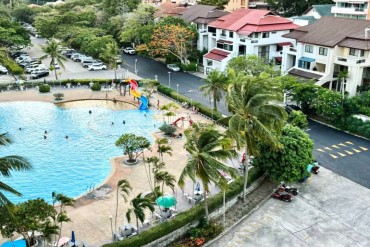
{"left": 156, "top": 138, "right": 172, "bottom": 162}
{"left": 200, "top": 70, "right": 228, "bottom": 111}
{"left": 217, "top": 177, "right": 228, "bottom": 230}
{"left": 40, "top": 39, "right": 67, "bottom": 80}
{"left": 41, "top": 219, "right": 59, "bottom": 247}
{"left": 0, "top": 133, "right": 32, "bottom": 206}
{"left": 126, "top": 193, "right": 155, "bottom": 233}
{"left": 100, "top": 41, "right": 120, "bottom": 80}
{"left": 155, "top": 171, "right": 176, "bottom": 196}
{"left": 178, "top": 123, "right": 237, "bottom": 224}
{"left": 226, "top": 74, "right": 286, "bottom": 202}
{"left": 51, "top": 192, "right": 75, "bottom": 244}
{"left": 114, "top": 179, "right": 132, "bottom": 232}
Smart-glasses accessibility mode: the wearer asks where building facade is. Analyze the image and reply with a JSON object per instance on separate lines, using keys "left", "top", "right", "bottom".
{"left": 282, "top": 17, "right": 370, "bottom": 96}
{"left": 202, "top": 9, "right": 298, "bottom": 74}
{"left": 331, "top": 0, "right": 370, "bottom": 19}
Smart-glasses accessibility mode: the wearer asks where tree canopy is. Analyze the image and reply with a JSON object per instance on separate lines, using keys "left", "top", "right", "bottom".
{"left": 197, "top": 0, "right": 229, "bottom": 10}
{"left": 253, "top": 124, "right": 313, "bottom": 183}
{"left": 266, "top": 0, "right": 333, "bottom": 17}
{"left": 0, "top": 17, "right": 30, "bottom": 49}
{"left": 115, "top": 134, "right": 151, "bottom": 162}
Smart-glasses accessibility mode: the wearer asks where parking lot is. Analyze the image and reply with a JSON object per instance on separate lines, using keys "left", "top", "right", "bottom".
{"left": 210, "top": 168, "right": 370, "bottom": 247}
{"left": 0, "top": 36, "right": 128, "bottom": 85}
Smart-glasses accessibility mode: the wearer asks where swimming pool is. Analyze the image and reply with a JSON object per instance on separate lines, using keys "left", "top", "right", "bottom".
{"left": 0, "top": 100, "right": 159, "bottom": 204}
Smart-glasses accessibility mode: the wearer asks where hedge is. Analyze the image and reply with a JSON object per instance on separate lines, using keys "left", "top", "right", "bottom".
{"left": 157, "top": 85, "right": 229, "bottom": 126}
{"left": 103, "top": 167, "right": 263, "bottom": 247}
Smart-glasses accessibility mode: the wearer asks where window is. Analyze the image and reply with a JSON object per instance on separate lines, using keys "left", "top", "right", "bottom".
{"left": 305, "top": 45, "right": 313, "bottom": 53}
{"left": 229, "top": 32, "right": 233, "bottom": 38}
{"left": 250, "top": 33, "right": 258, "bottom": 38}
{"left": 207, "top": 60, "right": 213, "bottom": 66}
{"left": 258, "top": 46, "right": 270, "bottom": 60}
{"left": 319, "top": 47, "right": 328, "bottom": 56}
{"left": 298, "top": 61, "right": 311, "bottom": 70}
{"left": 221, "top": 30, "right": 226, "bottom": 36}
{"left": 361, "top": 50, "right": 365, "bottom": 56}
{"left": 241, "top": 0, "right": 245, "bottom": 6}
{"left": 349, "top": 48, "right": 358, "bottom": 56}
{"left": 262, "top": 32, "right": 269, "bottom": 38}
{"left": 271, "top": 31, "right": 277, "bottom": 34}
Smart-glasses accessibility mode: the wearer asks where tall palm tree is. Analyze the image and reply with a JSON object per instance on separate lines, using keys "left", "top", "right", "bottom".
{"left": 155, "top": 171, "right": 176, "bottom": 196}
{"left": 0, "top": 133, "right": 32, "bottom": 206}
{"left": 126, "top": 193, "right": 155, "bottom": 233}
{"left": 226, "top": 74, "right": 286, "bottom": 201}
{"left": 114, "top": 179, "right": 132, "bottom": 232}
{"left": 178, "top": 123, "right": 237, "bottom": 224}
{"left": 41, "top": 219, "right": 59, "bottom": 247}
{"left": 100, "top": 41, "right": 120, "bottom": 80}
{"left": 200, "top": 70, "right": 228, "bottom": 111}
{"left": 40, "top": 39, "right": 67, "bottom": 80}
{"left": 51, "top": 192, "right": 75, "bottom": 244}
{"left": 156, "top": 138, "right": 172, "bottom": 162}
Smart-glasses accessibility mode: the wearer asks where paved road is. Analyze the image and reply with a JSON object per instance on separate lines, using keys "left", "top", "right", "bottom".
{"left": 210, "top": 167, "right": 370, "bottom": 247}
{"left": 121, "top": 54, "right": 229, "bottom": 115}
{"left": 308, "top": 120, "right": 370, "bottom": 188}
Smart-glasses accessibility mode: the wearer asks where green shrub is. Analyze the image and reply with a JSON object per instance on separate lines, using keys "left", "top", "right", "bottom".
{"left": 53, "top": 93, "right": 64, "bottom": 100}
{"left": 180, "top": 62, "right": 197, "bottom": 72}
{"left": 159, "top": 123, "right": 177, "bottom": 136}
{"left": 103, "top": 167, "right": 262, "bottom": 247}
{"left": 288, "top": 110, "right": 308, "bottom": 129}
{"left": 91, "top": 82, "right": 101, "bottom": 91}
{"left": 39, "top": 84, "right": 50, "bottom": 93}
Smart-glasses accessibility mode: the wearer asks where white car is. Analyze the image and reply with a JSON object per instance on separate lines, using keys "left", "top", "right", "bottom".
{"left": 0, "top": 65, "right": 8, "bottom": 74}
{"left": 88, "top": 63, "right": 107, "bottom": 71}
{"left": 50, "top": 62, "right": 60, "bottom": 70}
{"left": 28, "top": 65, "right": 46, "bottom": 74}
{"left": 122, "top": 47, "right": 136, "bottom": 55}
{"left": 167, "top": 64, "right": 180, "bottom": 72}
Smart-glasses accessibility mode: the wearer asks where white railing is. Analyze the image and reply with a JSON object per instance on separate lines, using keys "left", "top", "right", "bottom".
{"left": 336, "top": 56, "right": 368, "bottom": 64}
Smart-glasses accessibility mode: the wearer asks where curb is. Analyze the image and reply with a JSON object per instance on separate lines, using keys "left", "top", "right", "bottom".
{"left": 204, "top": 178, "right": 272, "bottom": 247}
{"left": 309, "top": 117, "right": 370, "bottom": 142}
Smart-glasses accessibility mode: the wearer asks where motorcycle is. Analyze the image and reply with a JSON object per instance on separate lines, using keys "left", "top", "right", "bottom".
{"left": 311, "top": 161, "right": 320, "bottom": 174}
{"left": 272, "top": 192, "right": 292, "bottom": 202}
{"left": 278, "top": 184, "right": 299, "bottom": 196}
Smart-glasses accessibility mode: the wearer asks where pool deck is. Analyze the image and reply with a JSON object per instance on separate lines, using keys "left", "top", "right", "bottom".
{"left": 0, "top": 85, "right": 220, "bottom": 246}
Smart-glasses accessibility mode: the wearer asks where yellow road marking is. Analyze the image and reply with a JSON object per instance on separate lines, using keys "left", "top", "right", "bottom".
{"left": 338, "top": 143, "right": 346, "bottom": 147}
{"left": 346, "top": 141, "right": 354, "bottom": 145}
{"left": 317, "top": 149, "right": 325, "bottom": 152}
{"left": 338, "top": 152, "right": 346, "bottom": 157}
{"left": 330, "top": 154, "right": 338, "bottom": 159}
{"left": 324, "top": 147, "right": 332, "bottom": 150}
{"left": 332, "top": 145, "right": 339, "bottom": 149}
{"left": 352, "top": 148, "right": 361, "bottom": 153}
{"left": 344, "top": 150, "right": 353, "bottom": 155}
{"left": 359, "top": 146, "right": 368, "bottom": 151}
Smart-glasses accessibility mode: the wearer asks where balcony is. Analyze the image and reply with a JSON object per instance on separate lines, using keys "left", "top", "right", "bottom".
{"left": 331, "top": 6, "right": 367, "bottom": 15}
{"left": 336, "top": 56, "right": 368, "bottom": 65}
{"left": 199, "top": 29, "right": 207, "bottom": 34}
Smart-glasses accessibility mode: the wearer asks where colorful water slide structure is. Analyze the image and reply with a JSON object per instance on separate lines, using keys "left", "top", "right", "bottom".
{"left": 128, "top": 79, "right": 148, "bottom": 110}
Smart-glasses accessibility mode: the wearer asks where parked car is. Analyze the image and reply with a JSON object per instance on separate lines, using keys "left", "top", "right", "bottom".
{"left": 0, "top": 65, "right": 8, "bottom": 74}
{"left": 285, "top": 104, "right": 302, "bottom": 114}
{"left": 80, "top": 56, "right": 93, "bottom": 63}
{"left": 167, "top": 64, "right": 180, "bottom": 72}
{"left": 15, "top": 55, "right": 30, "bottom": 63}
{"left": 26, "top": 64, "right": 43, "bottom": 73}
{"left": 71, "top": 53, "right": 82, "bottom": 61}
{"left": 28, "top": 66, "right": 47, "bottom": 74}
{"left": 64, "top": 50, "right": 77, "bottom": 58}
{"left": 122, "top": 47, "right": 136, "bottom": 55}
{"left": 88, "top": 63, "right": 107, "bottom": 71}
{"left": 115, "top": 56, "right": 122, "bottom": 64}
{"left": 30, "top": 70, "right": 49, "bottom": 79}
{"left": 82, "top": 59, "right": 97, "bottom": 68}
{"left": 11, "top": 51, "right": 28, "bottom": 58}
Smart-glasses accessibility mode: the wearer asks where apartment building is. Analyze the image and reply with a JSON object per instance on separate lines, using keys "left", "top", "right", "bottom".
{"left": 203, "top": 9, "right": 298, "bottom": 74}
{"left": 331, "top": 0, "right": 370, "bottom": 19}
{"left": 225, "top": 0, "right": 269, "bottom": 12}
{"left": 282, "top": 17, "right": 370, "bottom": 96}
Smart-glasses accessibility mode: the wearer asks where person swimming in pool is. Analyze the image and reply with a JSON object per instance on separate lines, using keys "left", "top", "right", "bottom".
{"left": 123, "top": 120, "right": 126, "bottom": 124}
{"left": 89, "top": 110, "right": 92, "bottom": 114}
{"left": 44, "top": 130, "right": 48, "bottom": 134}
{"left": 44, "top": 135, "right": 47, "bottom": 139}
{"left": 65, "top": 135, "right": 69, "bottom": 139}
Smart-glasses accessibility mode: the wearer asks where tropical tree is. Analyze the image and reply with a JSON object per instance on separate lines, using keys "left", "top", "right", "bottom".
{"left": 115, "top": 134, "right": 151, "bottom": 163}
{"left": 40, "top": 39, "right": 67, "bottom": 80}
{"left": 197, "top": 0, "right": 229, "bottom": 9}
{"left": 226, "top": 74, "right": 286, "bottom": 201}
{"left": 40, "top": 220, "right": 59, "bottom": 247}
{"left": 0, "top": 133, "right": 32, "bottom": 206}
{"left": 287, "top": 110, "right": 308, "bottom": 130}
{"left": 51, "top": 192, "right": 75, "bottom": 244}
{"left": 159, "top": 102, "right": 179, "bottom": 123}
{"left": 100, "top": 41, "right": 120, "bottom": 80}
{"left": 200, "top": 70, "right": 228, "bottom": 111}
{"left": 155, "top": 171, "right": 176, "bottom": 196}
{"left": 114, "top": 179, "right": 132, "bottom": 232}
{"left": 126, "top": 193, "right": 155, "bottom": 233}
{"left": 178, "top": 123, "right": 237, "bottom": 224}
{"left": 156, "top": 138, "right": 172, "bottom": 162}
{"left": 227, "top": 55, "right": 278, "bottom": 77}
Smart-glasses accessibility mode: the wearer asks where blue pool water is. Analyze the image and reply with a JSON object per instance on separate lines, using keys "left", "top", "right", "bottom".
{"left": 0, "top": 100, "right": 159, "bottom": 204}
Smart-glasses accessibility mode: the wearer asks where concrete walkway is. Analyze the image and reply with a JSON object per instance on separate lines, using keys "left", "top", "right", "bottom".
{"left": 210, "top": 167, "right": 370, "bottom": 247}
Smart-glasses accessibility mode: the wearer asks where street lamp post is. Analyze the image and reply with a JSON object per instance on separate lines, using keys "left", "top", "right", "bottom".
{"left": 109, "top": 215, "right": 113, "bottom": 242}
{"left": 168, "top": 72, "right": 171, "bottom": 88}
{"left": 135, "top": 59, "right": 138, "bottom": 74}
{"left": 211, "top": 99, "right": 214, "bottom": 123}
{"left": 176, "top": 84, "right": 179, "bottom": 101}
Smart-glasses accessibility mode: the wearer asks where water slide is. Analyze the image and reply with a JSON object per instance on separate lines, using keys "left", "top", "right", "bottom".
{"left": 128, "top": 79, "right": 148, "bottom": 110}
{"left": 172, "top": 117, "right": 185, "bottom": 125}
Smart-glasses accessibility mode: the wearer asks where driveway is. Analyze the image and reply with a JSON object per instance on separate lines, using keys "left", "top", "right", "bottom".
{"left": 210, "top": 168, "right": 370, "bottom": 247}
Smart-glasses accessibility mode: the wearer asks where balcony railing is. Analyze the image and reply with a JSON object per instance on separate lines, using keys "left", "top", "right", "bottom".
{"left": 336, "top": 56, "right": 367, "bottom": 64}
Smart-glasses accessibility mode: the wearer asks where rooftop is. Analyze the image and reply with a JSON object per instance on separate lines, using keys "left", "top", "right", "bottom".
{"left": 178, "top": 4, "right": 228, "bottom": 24}
{"left": 283, "top": 17, "right": 370, "bottom": 49}
{"left": 208, "top": 9, "right": 299, "bottom": 34}
{"left": 303, "top": 4, "right": 334, "bottom": 18}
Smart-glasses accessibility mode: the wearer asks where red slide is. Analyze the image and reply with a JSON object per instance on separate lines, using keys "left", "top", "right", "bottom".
{"left": 172, "top": 117, "right": 185, "bottom": 125}
{"left": 189, "top": 119, "right": 194, "bottom": 125}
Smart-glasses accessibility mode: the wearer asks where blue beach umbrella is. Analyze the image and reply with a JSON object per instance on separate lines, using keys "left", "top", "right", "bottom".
{"left": 71, "top": 231, "right": 76, "bottom": 246}
{"left": 195, "top": 182, "right": 201, "bottom": 192}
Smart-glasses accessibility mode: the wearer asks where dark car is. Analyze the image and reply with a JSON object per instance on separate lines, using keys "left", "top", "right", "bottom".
{"left": 11, "top": 51, "right": 28, "bottom": 59}
{"left": 272, "top": 192, "right": 292, "bottom": 202}
{"left": 285, "top": 104, "right": 302, "bottom": 114}
{"left": 30, "top": 70, "right": 49, "bottom": 79}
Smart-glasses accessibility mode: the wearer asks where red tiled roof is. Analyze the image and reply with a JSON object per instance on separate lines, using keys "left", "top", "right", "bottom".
{"left": 217, "top": 39, "right": 233, "bottom": 44}
{"left": 208, "top": 9, "right": 298, "bottom": 34}
{"left": 277, "top": 42, "right": 293, "bottom": 47}
{"left": 204, "top": 49, "right": 230, "bottom": 61}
